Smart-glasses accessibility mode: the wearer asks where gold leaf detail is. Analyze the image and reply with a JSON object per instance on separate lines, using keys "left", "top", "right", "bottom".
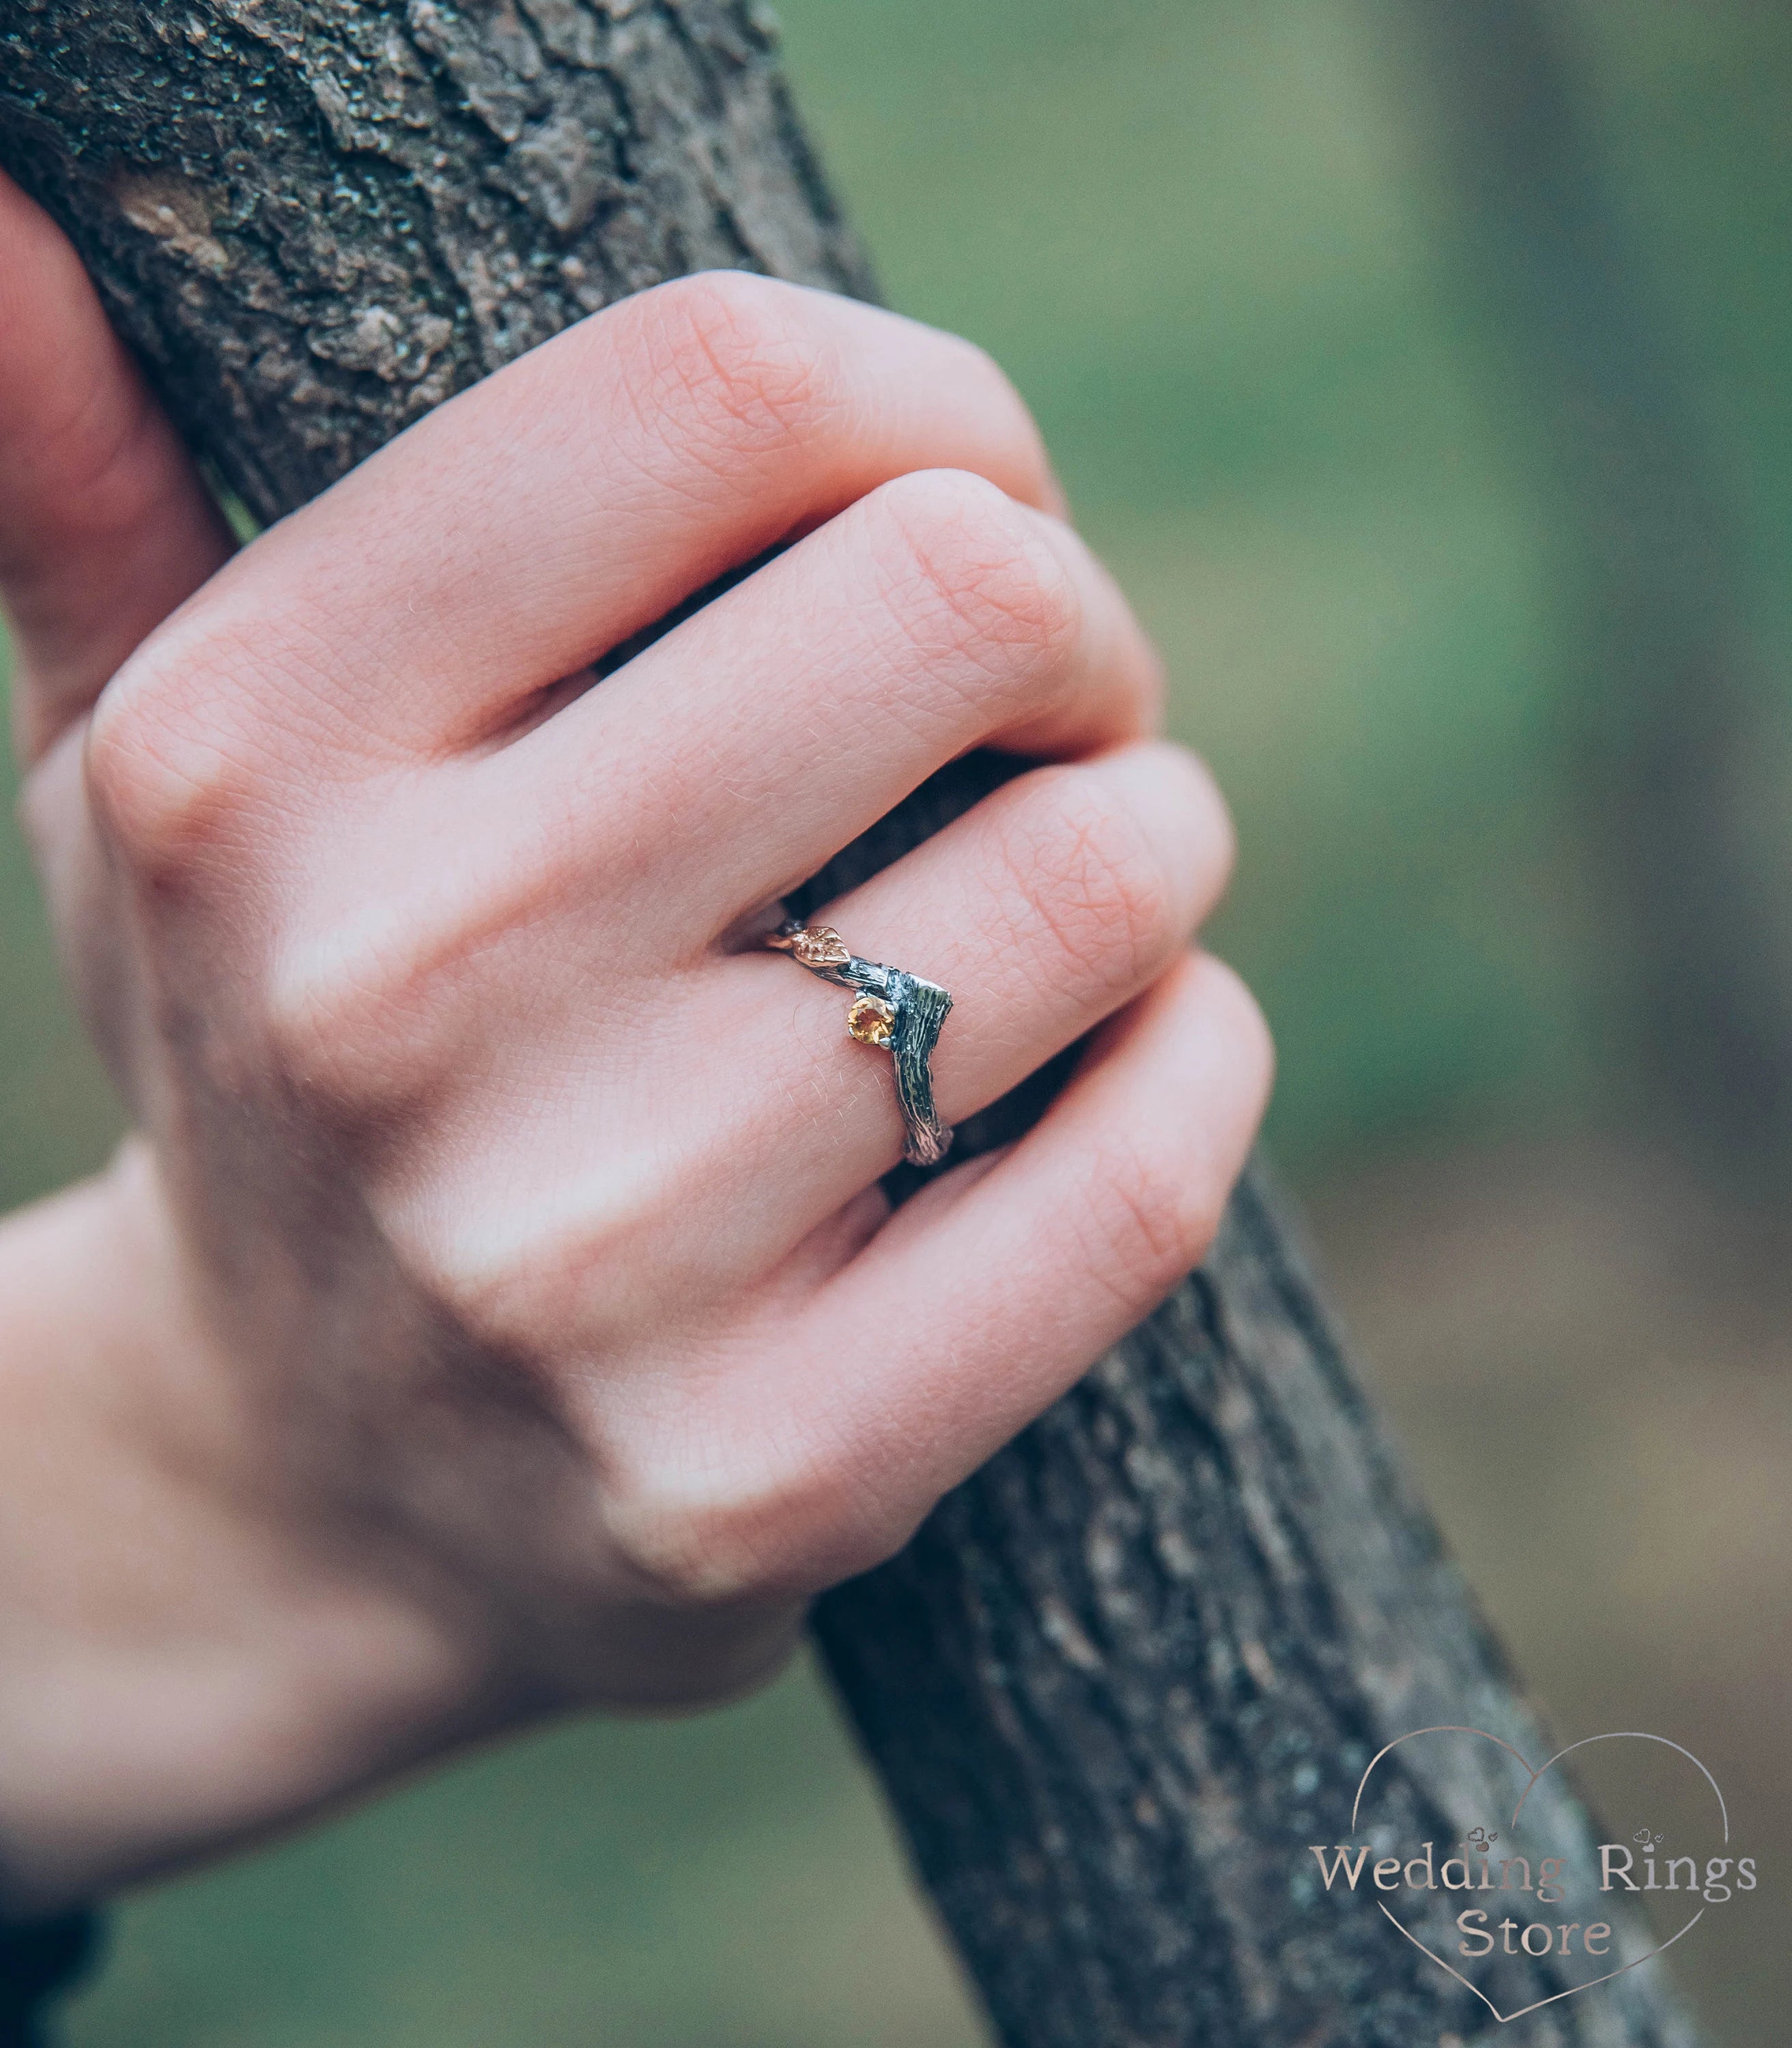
{"left": 792, "top": 926, "right": 851, "bottom": 969}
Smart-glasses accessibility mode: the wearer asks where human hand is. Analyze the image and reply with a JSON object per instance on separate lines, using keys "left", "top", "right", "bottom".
{"left": 0, "top": 173, "right": 1270, "bottom": 1906}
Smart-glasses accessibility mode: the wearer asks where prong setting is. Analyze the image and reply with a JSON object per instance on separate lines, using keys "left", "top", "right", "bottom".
{"left": 767, "top": 917, "right": 954, "bottom": 1165}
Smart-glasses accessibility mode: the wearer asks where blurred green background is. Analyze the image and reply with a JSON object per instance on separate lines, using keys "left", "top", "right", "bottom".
{"left": 4, "top": 0, "right": 1788, "bottom": 2041}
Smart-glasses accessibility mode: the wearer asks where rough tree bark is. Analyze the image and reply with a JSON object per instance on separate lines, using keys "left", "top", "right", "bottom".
{"left": 0, "top": 6, "right": 1698, "bottom": 2044}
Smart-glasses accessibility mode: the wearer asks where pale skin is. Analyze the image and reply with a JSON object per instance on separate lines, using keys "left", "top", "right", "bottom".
{"left": 0, "top": 172, "right": 1272, "bottom": 1918}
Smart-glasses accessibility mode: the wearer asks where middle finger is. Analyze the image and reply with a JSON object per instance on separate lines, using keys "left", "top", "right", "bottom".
{"left": 485, "top": 465, "right": 1163, "bottom": 950}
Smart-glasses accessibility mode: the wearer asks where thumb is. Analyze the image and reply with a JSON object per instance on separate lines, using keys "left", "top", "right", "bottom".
{"left": 0, "top": 171, "right": 234, "bottom": 766}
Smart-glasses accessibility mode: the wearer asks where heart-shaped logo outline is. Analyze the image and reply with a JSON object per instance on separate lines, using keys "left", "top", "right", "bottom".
{"left": 1350, "top": 1726, "right": 1729, "bottom": 2024}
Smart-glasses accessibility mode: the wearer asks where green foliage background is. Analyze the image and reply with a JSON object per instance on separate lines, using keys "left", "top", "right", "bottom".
{"left": 1, "top": 1, "right": 1787, "bottom": 2040}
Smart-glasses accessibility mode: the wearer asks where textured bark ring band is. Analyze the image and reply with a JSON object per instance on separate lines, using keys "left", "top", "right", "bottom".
{"left": 766, "top": 918, "right": 954, "bottom": 1167}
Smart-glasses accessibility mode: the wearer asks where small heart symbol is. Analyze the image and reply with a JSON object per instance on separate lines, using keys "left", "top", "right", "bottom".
{"left": 1349, "top": 1726, "right": 1727, "bottom": 2024}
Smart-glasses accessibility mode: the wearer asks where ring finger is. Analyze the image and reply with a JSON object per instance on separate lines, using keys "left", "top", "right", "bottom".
{"left": 705, "top": 735, "right": 1234, "bottom": 1235}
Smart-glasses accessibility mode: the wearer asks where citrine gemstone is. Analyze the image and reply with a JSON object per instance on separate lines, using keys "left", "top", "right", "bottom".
{"left": 793, "top": 926, "right": 851, "bottom": 969}
{"left": 847, "top": 994, "right": 897, "bottom": 1048}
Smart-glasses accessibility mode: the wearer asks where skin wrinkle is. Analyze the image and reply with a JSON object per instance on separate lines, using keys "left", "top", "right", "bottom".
{"left": 859, "top": 482, "right": 1100, "bottom": 736}
{"left": 25, "top": 366, "right": 153, "bottom": 526}
{"left": 625, "top": 270, "right": 857, "bottom": 462}
{"left": 996, "top": 769, "right": 1193, "bottom": 1004}
{"left": 877, "top": 470, "right": 1088, "bottom": 682}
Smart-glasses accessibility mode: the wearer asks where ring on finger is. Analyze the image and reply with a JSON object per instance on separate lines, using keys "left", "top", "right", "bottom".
{"left": 767, "top": 918, "right": 954, "bottom": 1167}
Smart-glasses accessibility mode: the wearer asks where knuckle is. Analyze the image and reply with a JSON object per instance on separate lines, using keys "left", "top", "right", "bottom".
{"left": 83, "top": 659, "right": 248, "bottom": 879}
{"left": 632, "top": 270, "right": 844, "bottom": 452}
{"left": 261, "top": 918, "right": 444, "bottom": 1120}
{"left": 999, "top": 771, "right": 1177, "bottom": 1003}
{"left": 381, "top": 1210, "right": 533, "bottom": 1360}
{"left": 376, "top": 1206, "right": 567, "bottom": 1375}
{"left": 1084, "top": 1130, "right": 1223, "bottom": 1303}
{"left": 870, "top": 469, "right": 1084, "bottom": 692}
{"left": 603, "top": 1423, "right": 885, "bottom": 1608}
{"left": 377, "top": 1163, "right": 671, "bottom": 1367}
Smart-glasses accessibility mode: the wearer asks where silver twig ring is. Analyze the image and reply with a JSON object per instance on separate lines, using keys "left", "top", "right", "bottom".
{"left": 767, "top": 918, "right": 954, "bottom": 1167}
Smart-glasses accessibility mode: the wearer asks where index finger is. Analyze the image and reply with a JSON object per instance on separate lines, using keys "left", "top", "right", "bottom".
{"left": 106, "top": 272, "right": 1065, "bottom": 769}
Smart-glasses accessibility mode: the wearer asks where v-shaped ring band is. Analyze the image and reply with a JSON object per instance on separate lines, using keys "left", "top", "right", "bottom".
{"left": 766, "top": 918, "right": 954, "bottom": 1167}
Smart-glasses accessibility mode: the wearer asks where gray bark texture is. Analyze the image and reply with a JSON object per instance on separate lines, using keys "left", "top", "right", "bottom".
{"left": 0, "top": 5, "right": 1700, "bottom": 2044}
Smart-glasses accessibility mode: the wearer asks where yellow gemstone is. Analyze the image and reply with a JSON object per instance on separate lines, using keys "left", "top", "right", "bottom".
{"left": 847, "top": 994, "right": 896, "bottom": 1048}
{"left": 793, "top": 926, "right": 851, "bottom": 970}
